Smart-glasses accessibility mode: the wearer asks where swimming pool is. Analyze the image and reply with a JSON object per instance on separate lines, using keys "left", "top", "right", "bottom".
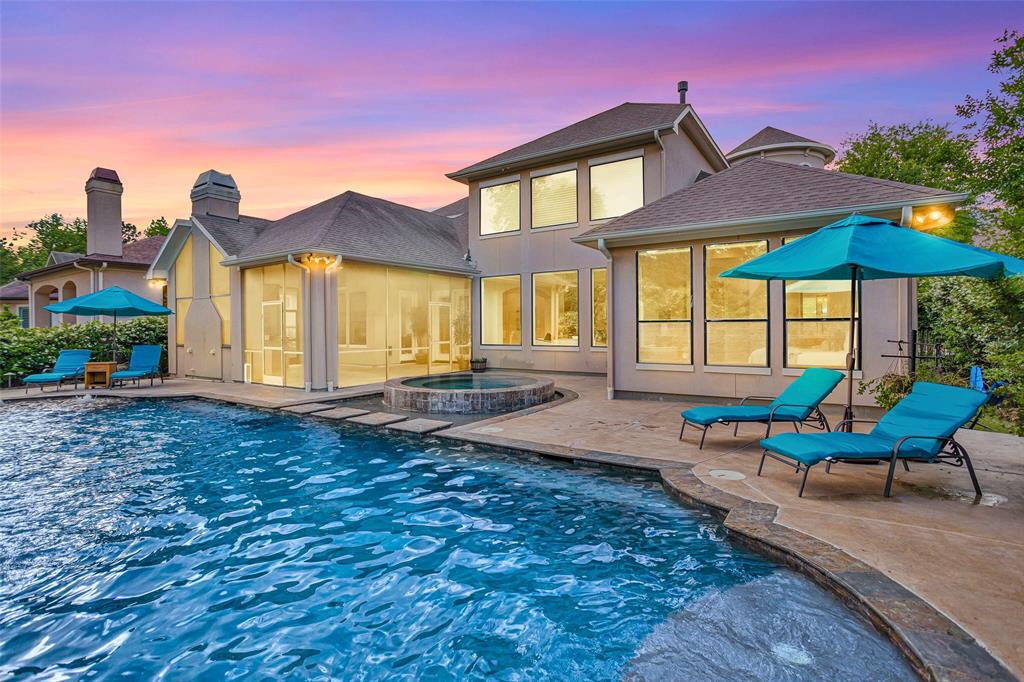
{"left": 0, "top": 399, "right": 913, "bottom": 680}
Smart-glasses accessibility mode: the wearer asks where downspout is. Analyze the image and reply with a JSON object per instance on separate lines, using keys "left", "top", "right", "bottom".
{"left": 324, "top": 255, "right": 343, "bottom": 391}
{"left": 598, "top": 238, "right": 614, "bottom": 400}
{"left": 71, "top": 261, "right": 96, "bottom": 293}
{"left": 654, "top": 128, "right": 667, "bottom": 198}
{"left": 97, "top": 262, "right": 108, "bottom": 289}
{"left": 288, "top": 254, "right": 314, "bottom": 392}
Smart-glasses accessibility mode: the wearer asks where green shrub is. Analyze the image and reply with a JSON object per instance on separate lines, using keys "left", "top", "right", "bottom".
{"left": 0, "top": 311, "right": 168, "bottom": 380}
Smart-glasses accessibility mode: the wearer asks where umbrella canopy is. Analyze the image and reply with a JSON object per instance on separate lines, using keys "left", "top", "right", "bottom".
{"left": 721, "top": 214, "right": 1024, "bottom": 280}
{"left": 44, "top": 285, "right": 172, "bottom": 317}
{"left": 45, "top": 286, "right": 171, "bottom": 362}
{"left": 720, "top": 214, "right": 1022, "bottom": 429}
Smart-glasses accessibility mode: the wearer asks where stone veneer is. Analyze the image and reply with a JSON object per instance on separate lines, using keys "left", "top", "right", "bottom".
{"left": 383, "top": 374, "right": 555, "bottom": 414}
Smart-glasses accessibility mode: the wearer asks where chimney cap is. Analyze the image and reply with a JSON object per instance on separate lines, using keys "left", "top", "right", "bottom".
{"left": 89, "top": 167, "right": 121, "bottom": 184}
{"left": 677, "top": 80, "right": 688, "bottom": 104}
{"left": 192, "top": 169, "right": 237, "bottom": 191}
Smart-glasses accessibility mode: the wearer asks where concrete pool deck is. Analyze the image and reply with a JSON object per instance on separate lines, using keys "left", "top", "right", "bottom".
{"left": 2, "top": 374, "right": 1021, "bottom": 679}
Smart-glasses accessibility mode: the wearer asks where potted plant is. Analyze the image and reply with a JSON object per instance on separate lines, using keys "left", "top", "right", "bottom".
{"left": 470, "top": 357, "right": 487, "bottom": 373}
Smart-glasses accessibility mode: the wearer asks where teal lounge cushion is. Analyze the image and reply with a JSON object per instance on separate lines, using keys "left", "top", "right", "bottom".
{"left": 760, "top": 432, "right": 935, "bottom": 466}
{"left": 682, "top": 405, "right": 808, "bottom": 425}
{"left": 110, "top": 370, "right": 153, "bottom": 379}
{"left": 23, "top": 372, "right": 75, "bottom": 384}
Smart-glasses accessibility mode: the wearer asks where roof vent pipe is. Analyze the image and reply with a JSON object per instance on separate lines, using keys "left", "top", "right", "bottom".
{"left": 677, "top": 81, "right": 688, "bottom": 104}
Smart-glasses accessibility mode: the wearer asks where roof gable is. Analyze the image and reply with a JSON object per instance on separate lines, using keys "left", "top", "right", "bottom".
{"left": 727, "top": 126, "right": 835, "bottom": 160}
{"left": 576, "top": 159, "right": 966, "bottom": 241}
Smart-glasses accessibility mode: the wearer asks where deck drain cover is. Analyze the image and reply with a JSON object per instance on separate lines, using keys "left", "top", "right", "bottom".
{"left": 708, "top": 469, "right": 746, "bottom": 481}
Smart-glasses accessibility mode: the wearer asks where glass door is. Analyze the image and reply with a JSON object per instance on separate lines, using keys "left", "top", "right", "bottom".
{"left": 262, "top": 300, "right": 284, "bottom": 386}
{"left": 429, "top": 302, "right": 451, "bottom": 373}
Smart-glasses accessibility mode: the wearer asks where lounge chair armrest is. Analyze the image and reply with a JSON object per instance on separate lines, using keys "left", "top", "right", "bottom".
{"left": 835, "top": 418, "right": 879, "bottom": 430}
{"left": 739, "top": 395, "right": 777, "bottom": 405}
{"left": 767, "top": 403, "right": 813, "bottom": 420}
{"left": 892, "top": 435, "right": 953, "bottom": 457}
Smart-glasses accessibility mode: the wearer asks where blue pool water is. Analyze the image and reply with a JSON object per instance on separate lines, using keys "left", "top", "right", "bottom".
{"left": 0, "top": 399, "right": 913, "bottom": 680}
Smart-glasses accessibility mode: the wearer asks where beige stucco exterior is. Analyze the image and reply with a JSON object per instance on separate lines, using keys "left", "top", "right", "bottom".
{"left": 27, "top": 264, "right": 163, "bottom": 328}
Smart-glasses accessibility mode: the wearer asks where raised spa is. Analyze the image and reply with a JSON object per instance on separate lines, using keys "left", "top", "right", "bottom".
{"left": 384, "top": 372, "right": 555, "bottom": 414}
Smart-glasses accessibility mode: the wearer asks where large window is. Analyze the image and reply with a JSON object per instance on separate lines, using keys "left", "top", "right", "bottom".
{"left": 591, "top": 268, "right": 607, "bottom": 347}
{"left": 481, "top": 275, "right": 521, "bottom": 345}
{"left": 705, "top": 241, "right": 768, "bottom": 367}
{"left": 209, "top": 242, "right": 231, "bottom": 345}
{"left": 590, "top": 156, "right": 643, "bottom": 221}
{"left": 480, "top": 180, "right": 520, "bottom": 235}
{"left": 336, "top": 263, "right": 471, "bottom": 388}
{"left": 637, "top": 247, "right": 691, "bottom": 364}
{"left": 243, "top": 263, "right": 304, "bottom": 388}
{"left": 531, "top": 169, "right": 577, "bottom": 228}
{"left": 533, "top": 270, "right": 578, "bottom": 346}
{"left": 783, "top": 236, "right": 858, "bottom": 369}
{"left": 174, "top": 235, "right": 193, "bottom": 345}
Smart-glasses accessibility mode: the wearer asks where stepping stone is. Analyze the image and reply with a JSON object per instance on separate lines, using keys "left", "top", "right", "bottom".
{"left": 282, "top": 402, "right": 337, "bottom": 414}
{"left": 386, "top": 418, "right": 453, "bottom": 434}
{"left": 346, "top": 412, "right": 408, "bottom": 426}
{"left": 315, "top": 406, "right": 371, "bottom": 420}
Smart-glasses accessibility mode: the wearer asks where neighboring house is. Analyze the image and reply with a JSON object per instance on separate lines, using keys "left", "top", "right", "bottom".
{"left": 148, "top": 172, "right": 475, "bottom": 389}
{"left": 13, "top": 168, "right": 167, "bottom": 327}
{"left": 0, "top": 280, "right": 30, "bottom": 327}
{"left": 152, "top": 81, "right": 965, "bottom": 403}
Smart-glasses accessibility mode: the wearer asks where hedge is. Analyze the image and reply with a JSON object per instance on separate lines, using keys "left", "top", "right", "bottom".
{"left": 0, "top": 310, "right": 168, "bottom": 381}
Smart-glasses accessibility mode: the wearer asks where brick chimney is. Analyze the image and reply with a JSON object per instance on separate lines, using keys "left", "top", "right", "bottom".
{"left": 191, "top": 170, "right": 240, "bottom": 220}
{"left": 85, "top": 167, "right": 123, "bottom": 257}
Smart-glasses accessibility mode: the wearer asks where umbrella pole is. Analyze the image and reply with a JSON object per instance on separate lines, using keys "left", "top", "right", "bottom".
{"left": 112, "top": 311, "right": 118, "bottom": 364}
{"left": 843, "top": 266, "right": 857, "bottom": 431}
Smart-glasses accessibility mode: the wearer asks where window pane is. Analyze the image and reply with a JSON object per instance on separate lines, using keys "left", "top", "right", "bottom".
{"left": 533, "top": 271, "right": 578, "bottom": 346}
{"left": 175, "top": 235, "right": 193, "bottom": 299}
{"left": 706, "top": 321, "right": 767, "bottom": 366}
{"left": 638, "top": 248, "right": 690, "bottom": 321}
{"left": 212, "top": 296, "right": 230, "bottom": 345}
{"left": 787, "top": 320, "right": 853, "bottom": 369}
{"left": 480, "top": 181, "right": 520, "bottom": 235}
{"left": 452, "top": 278, "right": 471, "bottom": 371}
{"left": 590, "top": 157, "right": 643, "bottom": 220}
{"left": 175, "top": 298, "right": 190, "bottom": 344}
{"left": 531, "top": 169, "right": 577, "bottom": 228}
{"left": 481, "top": 275, "right": 521, "bottom": 345}
{"left": 591, "top": 268, "right": 607, "bottom": 347}
{"left": 337, "top": 261, "right": 388, "bottom": 388}
{"left": 209, "top": 243, "right": 230, "bottom": 297}
{"left": 387, "top": 268, "right": 430, "bottom": 379}
{"left": 639, "top": 322, "right": 691, "bottom": 364}
{"left": 705, "top": 241, "right": 768, "bottom": 320}
{"left": 785, "top": 279, "right": 854, "bottom": 319}
{"left": 242, "top": 263, "right": 303, "bottom": 388}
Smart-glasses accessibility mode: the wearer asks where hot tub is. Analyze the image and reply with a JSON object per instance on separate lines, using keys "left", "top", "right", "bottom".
{"left": 383, "top": 373, "right": 555, "bottom": 414}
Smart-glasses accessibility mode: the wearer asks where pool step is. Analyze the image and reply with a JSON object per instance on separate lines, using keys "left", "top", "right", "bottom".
{"left": 386, "top": 418, "right": 453, "bottom": 434}
{"left": 282, "top": 402, "right": 340, "bottom": 414}
{"left": 315, "top": 406, "right": 371, "bottom": 420}
{"left": 346, "top": 412, "right": 408, "bottom": 426}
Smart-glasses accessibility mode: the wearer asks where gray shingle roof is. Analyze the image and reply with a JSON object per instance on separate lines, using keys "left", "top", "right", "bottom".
{"left": 432, "top": 197, "right": 469, "bottom": 252}
{"left": 449, "top": 103, "right": 688, "bottom": 179}
{"left": 196, "top": 214, "right": 272, "bottom": 255}
{"left": 234, "top": 191, "right": 475, "bottom": 273}
{"left": 0, "top": 280, "right": 28, "bottom": 300}
{"left": 48, "top": 251, "right": 83, "bottom": 265}
{"left": 727, "top": 126, "right": 833, "bottom": 158}
{"left": 578, "top": 159, "right": 965, "bottom": 240}
{"left": 17, "top": 237, "right": 167, "bottom": 280}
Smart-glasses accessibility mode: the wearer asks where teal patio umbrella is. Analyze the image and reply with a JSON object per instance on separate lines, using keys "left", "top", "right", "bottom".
{"left": 721, "top": 214, "right": 1024, "bottom": 428}
{"left": 45, "top": 285, "right": 172, "bottom": 361}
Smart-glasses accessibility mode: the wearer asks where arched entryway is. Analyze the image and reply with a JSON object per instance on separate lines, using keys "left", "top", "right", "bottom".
{"left": 33, "top": 285, "right": 58, "bottom": 328}
{"left": 61, "top": 281, "right": 77, "bottom": 324}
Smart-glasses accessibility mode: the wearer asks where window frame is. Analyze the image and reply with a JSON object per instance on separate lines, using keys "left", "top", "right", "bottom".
{"left": 590, "top": 267, "right": 608, "bottom": 349}
{"left": 781, "top": 236, "right": 861, "bottom": 370}
{"left": 530, "top": 167, "right": 578, "bottom": 230}
{"left": 589, "top": 154, "right": 645, "bottom": 222}
{"left": 531, "top": 269, "right": 580, "bottom": 348}
{"left": 703, "top": 240, "right": 770, "bottom": 368}
{"left": 478, "top": 178, "right": 521, "bottom": 237}
{"left": 635, "top": 246, "right": 693, "bottom": 365}
{"left": 479, "top": 273, "right": 523, "bottom": 348}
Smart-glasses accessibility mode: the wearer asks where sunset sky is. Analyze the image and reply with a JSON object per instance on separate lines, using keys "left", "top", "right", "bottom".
{"left": 0, "top": 1, "right": 1018, "bottom": 241}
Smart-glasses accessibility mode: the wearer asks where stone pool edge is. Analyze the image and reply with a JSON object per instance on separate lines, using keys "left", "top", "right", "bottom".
{"left": 2, "top": 388, "right": 1012, "bottom": 681}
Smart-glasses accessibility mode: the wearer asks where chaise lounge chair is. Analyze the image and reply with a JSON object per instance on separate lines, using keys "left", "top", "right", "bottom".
{"left": 679, "top": 368, "right": 844, "bottom": 449}
{"left": 110, "top": 345, "right": 164, "bottom": 387}
{"left": 758, "top": 381, "right": 988, "bottom": 497}
{"left": 22, "top": 349, "right": 92, "bottom": 393}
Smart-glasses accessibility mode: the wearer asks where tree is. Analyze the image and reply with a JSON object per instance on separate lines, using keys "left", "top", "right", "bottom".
{"left": 121, "top": 221, "right": 139, "bottom": 244}
{"left": 12, "top": 214, "right": 88, "bottom": 272}
{"left": 145, "top": 217, "right": 170, "bottom": 237}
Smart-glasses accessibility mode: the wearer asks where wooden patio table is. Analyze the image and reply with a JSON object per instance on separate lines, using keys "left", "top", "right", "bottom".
{"left": 84, "top": 361, "right": 118, "bottom": 389}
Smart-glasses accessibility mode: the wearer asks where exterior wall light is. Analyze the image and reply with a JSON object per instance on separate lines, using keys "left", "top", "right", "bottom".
{"left": 912, "top": 205, "right": 954, "bottom": 231}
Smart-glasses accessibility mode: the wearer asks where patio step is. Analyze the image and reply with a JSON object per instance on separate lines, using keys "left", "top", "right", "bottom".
{"left": 282, "top": 402, "right": 339, "bottom": 414}
{"left": 386, "top": 418, "right": 453, "bottom": 434}
{"left": 315, "top": 406, "right": 372, "bottom": 420}
{"left": 346, "top": 412, "right": 408, "bottom": 426}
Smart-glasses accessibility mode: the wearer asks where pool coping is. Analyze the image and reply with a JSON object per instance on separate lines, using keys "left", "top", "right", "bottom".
{"left": 2, "top": 386, "right": 1013, "bottom": 681}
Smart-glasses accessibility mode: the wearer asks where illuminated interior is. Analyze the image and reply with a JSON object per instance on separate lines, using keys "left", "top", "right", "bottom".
{"left": 174, "top": 234, "right": 192, "bottom": 345}
{"left": 637, "top": 247, "right": 691, "bottom": 364}
{"left": 243, "top": 263, "right": 304, "bottom": 388}
{"left": 532, "top": 270, "right": 578, "bottom": 346}
{"left": 336, "top": 261, "right": 470, "bottom": 388}
{"left": 531, "top": 169, "right": 577, "bottom": 228}
{"left": 705, "top": 241, "right": 768, "bottom": 366}
{"left": 591, "top": 268, "right": 607, "bottom": 347}
{"left": 209, "top": 242, "right": 231, "bottom": 345}
{"left": 590, "top": 157, "right": 643, "bottom": 220}
{"left": 480, "top": 180, "right": 520, "bottom": 235}
{"left": 481, "top": 275, "right": 521, "bottom": 345}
